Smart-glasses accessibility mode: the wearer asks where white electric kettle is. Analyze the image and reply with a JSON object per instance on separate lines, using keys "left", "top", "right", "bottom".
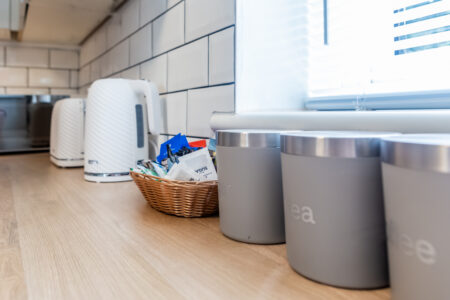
{"left": 50, "top": 98, "right": 85, "bottom": 167}
{"left": 84, "top": 79, "right": 162, "bottom": 182}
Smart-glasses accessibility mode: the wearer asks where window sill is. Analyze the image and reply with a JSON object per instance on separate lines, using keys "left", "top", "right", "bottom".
{"left": 211, "top": 110, "right": 450, "bottom": 133}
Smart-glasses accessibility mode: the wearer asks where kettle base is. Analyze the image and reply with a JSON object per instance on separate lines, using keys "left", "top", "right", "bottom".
{"left": 50, "top": 156, "right": 84, "bottom": 168}
{"left": 84, "top": 172, "right": 132, "bottom": 183}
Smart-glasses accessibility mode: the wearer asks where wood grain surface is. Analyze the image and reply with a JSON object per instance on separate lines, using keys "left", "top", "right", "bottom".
{"left": 0, "top": 162, "right": 27, "bottom": 300}
{"left": 0, "top": 153, "right": 391, "bottom": 300}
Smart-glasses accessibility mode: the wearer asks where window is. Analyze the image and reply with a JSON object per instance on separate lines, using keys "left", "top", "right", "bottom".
{"left": 306, "top": 0, "right": 450, "bottom": 110}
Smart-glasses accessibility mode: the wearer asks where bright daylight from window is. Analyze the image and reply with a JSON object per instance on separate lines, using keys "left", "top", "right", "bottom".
{"left": 307, "top": 0, "right": 450, "bottom": 109}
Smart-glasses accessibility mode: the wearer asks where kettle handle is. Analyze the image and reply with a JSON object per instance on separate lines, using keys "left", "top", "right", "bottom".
{"left": 129, "top": 80, "right": 163, "bottom": 135}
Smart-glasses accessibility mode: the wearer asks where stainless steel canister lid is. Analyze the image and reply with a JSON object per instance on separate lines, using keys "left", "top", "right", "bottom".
{"left": 216, "top": 129, "right": 284, "bottom": 148}
{"left": 281, "top": 131, "right": 399, "bottom": 158}
{"left": 381, "top": 134, "right": 450, "bottom": 173}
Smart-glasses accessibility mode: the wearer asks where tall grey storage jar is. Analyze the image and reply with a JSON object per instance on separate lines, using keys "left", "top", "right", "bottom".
{"left": 216, "top": 130, "right": 285, "bottom": 244}
{"left": 281, "top": 131, "right": 397, "bottom": 289}
{"left": 381, "top": 134, "right": 450, "bottom": 300}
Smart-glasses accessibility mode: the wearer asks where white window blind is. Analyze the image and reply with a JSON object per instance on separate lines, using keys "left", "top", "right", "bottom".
{"left": 306, "top": 0, "right": 450, "bottom": 110}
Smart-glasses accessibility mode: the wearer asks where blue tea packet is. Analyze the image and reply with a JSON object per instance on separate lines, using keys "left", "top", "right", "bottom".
{"left": 208, "top": 138, "right": 216, "bottom": 152}
{"left": 157, "top": 134, "right": 193, "bottom": 163}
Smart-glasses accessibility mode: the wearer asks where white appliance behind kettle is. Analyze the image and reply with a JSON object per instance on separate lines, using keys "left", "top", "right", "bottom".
{"left": 84, "top": 79, "right": 162, "bottom": 182}
{"left": 50, "top": 98, "right": 85, "bottom": 167}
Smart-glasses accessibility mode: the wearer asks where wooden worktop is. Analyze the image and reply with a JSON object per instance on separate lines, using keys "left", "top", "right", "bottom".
{"left": 0, "top": 153, "right": 390, "bottom": 299}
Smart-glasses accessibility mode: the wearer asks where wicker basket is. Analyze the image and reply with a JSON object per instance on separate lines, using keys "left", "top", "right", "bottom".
{"left": 130, "top": 171, "right": 218, "bottom": 217}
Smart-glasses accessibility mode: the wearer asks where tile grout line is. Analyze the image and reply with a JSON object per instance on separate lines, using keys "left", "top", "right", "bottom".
{"left": 150, "top": 22, "right": 154, "bottom": 78}
{"left": 160, "top": 133, "right": 211, "bottom": 139}
{"left": 233, "top": 21, "right": 237, "bottom": 111}
{"left": 207, "top": 35, "right": 210, "bottom": 86}
{"left": 79, "top": 81, "right": 235, "bottom": 94}
{"left": 166, "top": 51, "right": 169, "bottom": 93}
{"left": 0, "top": 66, "right": 77, "bottom": 71}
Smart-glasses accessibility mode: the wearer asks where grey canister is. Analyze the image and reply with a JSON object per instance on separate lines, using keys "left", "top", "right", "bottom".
{"left": 381, "top": 134, "right": 450, "bottom": 300}
{"left": 281, "top": 131, "right": 396, "bottom": 289}
{"left": 216, "top": 130, "right": 285, "bottom": 244}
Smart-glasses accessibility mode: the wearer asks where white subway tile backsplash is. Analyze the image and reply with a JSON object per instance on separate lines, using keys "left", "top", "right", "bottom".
{"left": 100, "top": 53, "right": 113, "bottom": 78}
{"left": 140, "top": 0, "right": 167, "bottom": 26}
{"left": 121, "top": 0, "right": 140, "bottom": 39}
{"left": 158, "top": 135, "right": 168, "bottom": 146}
{"left": 153, "top": 2, "right": 184, "bottom": 55}
{"left": 70, "top": 70, "right": 79, "bottom": 88}
{"left": 161, "top": 91, "right": 187, "bottom": 134}
{"left": 185, "top": 0, "right": 235, "bottom": 42}
{"left": 79, "top": 64, "right": 91, "bottom": 86}
{"left": 0, "top": 47, "right": 4, "bottom": 66}
{"left": 110, "top": 40, "right": 130, "bottom": 74}
{"left": 0, "top": 67, "right": 27, "bottom": 87}
{"left": 80, "top": 41, "right": 91, "bottom": 67}
{"left": 80, "top": 27, "right": 107, "bottom": 66}
{"left": 50, "top": 50, "right": 79, "bottom": 69}
{"left": 51, "top": 88, "right": 78, "bottom": 96}
{"left": 29, "top": 69, "right": 70, "bottom": 88}
{"left": 140, "top": 54, "right": 168, "bottom": 93}
{"left": 209, "top": 27, "right": 234, "bottom": 85}
{"left": 6, "top": 47, "right": 49, "bottom": 68}
{"left": 149, "top": 134, "right": 168, "bottom": 159}
{"left": 167, "top": 0, "right": 181, "bottom": 8}
{"left": 130, "top": 24, "right": 152, "bottom": 65}
{"left": 109, "top": 74, "right": 121, "bottom": 79}
{"left": 168, "top": 37, "right": 208, "bottom": 91}
{"left": 187, "top": 84, "right": 235, "bottom": 137}
{"left": 7, "top": 87, "right": 49, "bottom": 95}
{"left": 0, "top": 45, "right": 78, "bottom": 93}
{"left": 121, "top": 66, "right": 140, "bottom": 79}
{"left": 105, "top": 0, "right": 139, "bottom": 50}
{"left": 92, "top": 27, "right": 107, "bottom": 62}
{"left": 79, "top": 43, "right": 90, "bottom": 67}
{"left": 106, "top": 14, "right": 122, "bottom": 49}
{"left": 79, "top": 86, "right": 89, "bottom": 96}
{"left": 90, "top": 59, "right": 101, "bottom": 82}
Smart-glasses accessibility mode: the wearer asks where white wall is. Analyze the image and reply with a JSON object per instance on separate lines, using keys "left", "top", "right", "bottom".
{"left": 0, "top": 43, "right": 79, "bottom": 96}
{"left": 235, "top": 0, "right": 308, "bottom": 112}
{"left": 79, "top": 0, "right": 236, "bottom": 142}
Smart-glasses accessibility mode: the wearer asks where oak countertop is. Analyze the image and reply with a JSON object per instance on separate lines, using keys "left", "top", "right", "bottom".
{"left": 0, "top": 153, "right": 390, "bottom": 300}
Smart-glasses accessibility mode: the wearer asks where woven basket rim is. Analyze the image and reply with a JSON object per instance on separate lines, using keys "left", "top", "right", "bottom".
{"left": 130, "top": 171, "right": 218, "bottom": 186}
{"left": 130, "top": 171, "right": 218, "bottom": 217}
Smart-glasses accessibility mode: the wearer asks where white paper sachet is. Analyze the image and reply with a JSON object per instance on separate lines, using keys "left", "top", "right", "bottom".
{"left": 178, "top": 148, "right": 217, "bottom": 181}
{"left": 165, "top": 161, "right": 202, "bottom": 181}
{"left": 150, "top": 161, "right": 167, "bottom": 177}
